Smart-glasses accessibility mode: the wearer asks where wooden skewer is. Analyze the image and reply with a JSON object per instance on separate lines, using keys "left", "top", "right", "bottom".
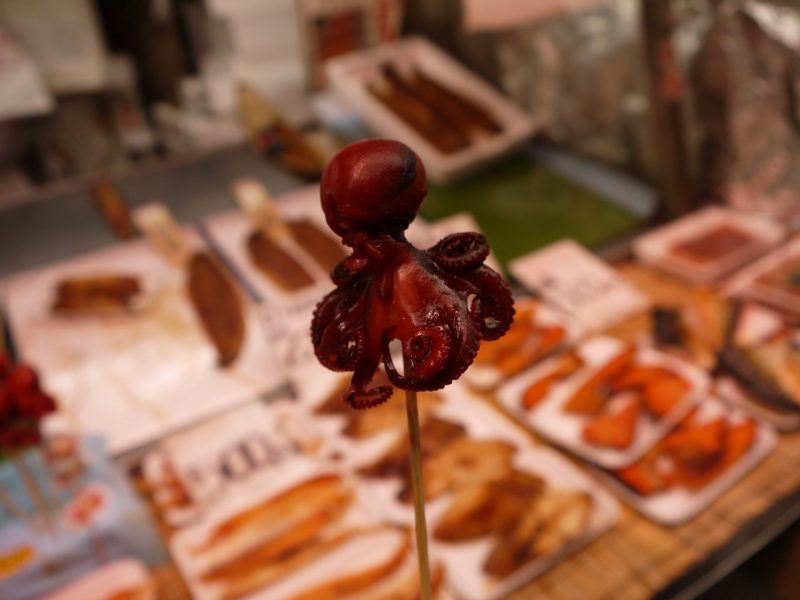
{"left": 404, "top": 356, "right": 433, "bottom": 600}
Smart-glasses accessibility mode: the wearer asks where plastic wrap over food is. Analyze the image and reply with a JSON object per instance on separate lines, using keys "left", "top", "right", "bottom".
{"left": 691, "top": 1, "right": 800, "bottom": 225}
{"left": 493, "top": 0, "right": 656, "bottom": 174}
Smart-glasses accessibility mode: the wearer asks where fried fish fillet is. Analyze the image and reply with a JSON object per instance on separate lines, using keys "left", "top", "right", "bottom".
{"left": 484, "top": 490, "right": 592, "bottom": 578}
{"left": 359, "top": 418, "right": 466, "bottom": 480}
{"left": 193, "top": 475, "right": 352, "bottom": 574}
{"left": 563, "top": 347, "right": 636, "bottom": 415}
{"left": 434, "top": 469, "right": 545, "bottom": 541}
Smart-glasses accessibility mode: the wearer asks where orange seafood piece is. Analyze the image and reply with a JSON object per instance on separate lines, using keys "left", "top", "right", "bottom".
{"left": 611, "top": 365, "right": 675, "bottom": 392}
{"left": 493, "top": 325, "right": 566, "bottom": 377}
{"left": 475, "top": 302, "right": 539, "bottom": 364}
{"left": 582, "top": 398, "right": 640, "bottom": 450}
{"left": 616, "top": 453, "right": 671, "bottom": 496}
{"left": 676, "top": 419, "right": 757, "bottom": 491}
{"left": 564, "top": 347, "right": 636, "bottom": 415}
{"left": 663, "top": 418, "right": 726, "bottom": 468}
{"left": 642, "top": 375, "right": 691, "bottom": 418}
{"left": 521, "top": 353, "right": 583, "bottom": 410}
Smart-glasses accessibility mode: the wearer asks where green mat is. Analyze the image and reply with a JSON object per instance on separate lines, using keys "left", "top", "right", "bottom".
{"left": 421, "top": 156, "right": 642, "bottom": 269}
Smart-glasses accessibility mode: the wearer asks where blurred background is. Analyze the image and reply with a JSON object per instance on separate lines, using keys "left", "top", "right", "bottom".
{"left": 2, "top": 3, "right": 800, "bottom": 600}
{"left": 0, "top": 0, "right": 798, "bottom": 224}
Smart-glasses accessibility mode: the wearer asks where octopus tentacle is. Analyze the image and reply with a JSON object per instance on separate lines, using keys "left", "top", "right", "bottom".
{"left": 462, "top": 267, "right": 515, "bottom": 341}
{"left": 345, "top": 350, "right": 392, "bottom": 409}
{"left": 428, "top": 233, "right": 489, "bottom": 272}
{"left": 382, "top": 326, "right": 453, "bottom": 390}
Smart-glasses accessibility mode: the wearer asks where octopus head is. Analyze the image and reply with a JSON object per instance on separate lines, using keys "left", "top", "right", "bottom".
{"left": 321, "top": 139, "right": 427, "bottom": 240}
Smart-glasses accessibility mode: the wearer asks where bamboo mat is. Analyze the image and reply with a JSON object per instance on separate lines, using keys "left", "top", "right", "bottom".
{"left": 138, "top": 263, "right": 800, "bottom": 600}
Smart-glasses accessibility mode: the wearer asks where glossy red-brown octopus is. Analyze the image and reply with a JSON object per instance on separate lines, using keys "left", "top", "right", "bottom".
{"left": 311, "top": 139, "right": 515, "bottom": 409}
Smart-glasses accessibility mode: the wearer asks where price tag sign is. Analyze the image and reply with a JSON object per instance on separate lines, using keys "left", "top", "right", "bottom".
{"left": 510, "top": 239, "right": 650, "bottom": 333}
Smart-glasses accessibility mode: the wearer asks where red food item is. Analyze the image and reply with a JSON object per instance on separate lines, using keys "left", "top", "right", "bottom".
{"left": 7, "top": 364, "right": 37, "bottom": 394}
{"left": 311, "top": 140, "right": 515, "bottom": 408}
{"left": 582, "top": 398, "right": 641, "bottom": 450}
{"left": 0, "top": 356, "right": 57, "bottom": 451}
{"left": 0, "top": 352, "right": 9, "bottom": 377}
{"left": 641, "top": 374, "right": 690, "bottom": 419}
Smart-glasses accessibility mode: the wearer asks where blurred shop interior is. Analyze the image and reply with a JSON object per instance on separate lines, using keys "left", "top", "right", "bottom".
{"left": 1, "top": 1, "right": 800, "bottom": 600}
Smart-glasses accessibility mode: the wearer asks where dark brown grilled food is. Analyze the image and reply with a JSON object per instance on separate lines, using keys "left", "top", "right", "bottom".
{"left": 368, "top": 77, "right": 470, "bottom": 155}
{"left": 52, "top": 276, "right": 141, "bottom": 313}
{"left": 247, "top": 231, "right": 316, "bottom": 292}
{"left": 383, "top": 65, "right": 502, "bottom": 140}
{"left": 187, "top": 253, "right": 246, "bottom": 367}
{"left": 288, "top": 219, "right": 346, "bottom": 273}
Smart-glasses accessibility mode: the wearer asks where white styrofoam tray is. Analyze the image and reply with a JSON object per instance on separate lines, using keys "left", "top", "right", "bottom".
{"left": 722, "top": 235, "right": 800, "bottom": 315}
{"left": 497, "top": 336, "right": 710, "bottom": 469}
{"left": 595, "top": 397, "right": 777, "bottom": 526}
{"left": 0, "top": 234, "right": 284, "bottom": 456}
{"left": 462, "top": 297, "right": 582, "bottom": 392}
{"left": 325, "top": 36, "right": 538, "bottom": 183}
{"left": 633, "top": 206, "right": 786, "bottom": 284}
{"left": 354, "top": 382, "right": 619, "bottom": 600}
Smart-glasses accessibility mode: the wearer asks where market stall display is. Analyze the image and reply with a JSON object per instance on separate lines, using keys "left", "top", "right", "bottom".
{"left": 326, "top": 37, "right": 537, "bottom": 183}
{"left": 0, "top": 229, "right": 284, "bottom": 455}
{"left": 3, "top": 144, "right": 800, "bottom": 600}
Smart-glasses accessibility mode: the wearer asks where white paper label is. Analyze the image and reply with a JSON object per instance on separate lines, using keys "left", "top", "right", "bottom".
{"left": 510, "top": 239, "right": 650, "bottom": 333}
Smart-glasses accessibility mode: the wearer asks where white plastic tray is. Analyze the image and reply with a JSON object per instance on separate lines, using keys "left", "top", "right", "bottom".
{"left": 325, "top": 36, "right": 538, "bottom": 183}
{"left": 0, "top": 234, "right": 284, "bottom": 456}
{"left": 497, "top": 336, "right": 709, "bottom": 469}
{"left": 357, "top": 382, "right": 619, "bottom": 600}
{"left": 633, "top": 206, "right": 785, "bottom": 284}
{"left": 595, "top": 398, "right": 777, "bottom": 526}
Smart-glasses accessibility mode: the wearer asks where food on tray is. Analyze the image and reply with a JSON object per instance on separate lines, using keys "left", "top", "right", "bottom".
{"left": 641, "top": 374, "right": 690, "bottom": 418}
{"left": 220, "top": 526, "right": 411, "bottom": 600}
{"left": 522, "top": 352, "right": 584, "bottom": 410}
{"left": 484, "top": 489, "right": 592, "bottom": 578}
{"left": 343, "top": 392, "right": 442, "bottom": 439}
{"left": 187, "top": 253, "right": 246, "bottom": 367}
{"left": 368, "top": 74, "right": 470, "bottom": 155}
{"left": 247, "top": 230, "right": 316, "bottom": 292}
{"left": 346, "top": 554, "right": 445, "bottom": 600}
{"left": 287, "top": 219, "right": 347, "bottom": 273}
{"left": 563, "top": 347, "right": 636, "bottom": 415}
{"left": 359, "top": 417, "right": 467, "bottom": 480}
{"left": 193, "top": 475, "right": 352, "bottom": 577}
{"left": 615, "top": 410, "right": 758, "bottom": 496}
{"left": 582, "top": 398, "right": 640, "bottom": 450}
{"left": 52, "top": 275, "right": 141, "bottom": 313}
{"left": 216, "top": 529, "right": 356, "bottom": 600}
{"left": 310, "top": 139, "right": 514, "bottom": 408}
{"left": 406, "top": 438, "right": 517, "bottom": 502}
{"left": 433, "top": 469, "right": 545, "bottom": 541}
{"left": 473, "top": 301, "right": 567, "bottom": 384}
{"left": 382, "top": 64, "right": 502, "bottom": 142}
{"left": 315, "top": 374, "right": 444, "bottom": 439}
{"left": 670, "top": 224, "right": 755, "bottom": 264}
{"left": 756, "top": 258, "right": 800, "bottom": 300}
{"left": 717, "top": 343, "right": 800, "bottom": 412}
